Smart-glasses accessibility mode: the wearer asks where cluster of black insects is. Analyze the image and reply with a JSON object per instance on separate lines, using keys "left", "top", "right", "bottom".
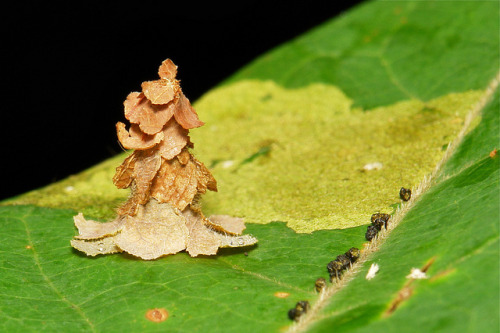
{"left": 365, "top": 187, "right": 411, "bottom": 241}
{"left": 365, "top": 213, "right": 391, "bottom": 241}
{"left": 287, "top": 247, "right": 360, "bottom": 321}
{"left": 288, "top": 301, "right": 310, "bottom": 321}
{"left": 326, "top": 247, "right": 361, "bottom": 281}
{"left": 287, "top": 187, "right": 412, "bottom": 322}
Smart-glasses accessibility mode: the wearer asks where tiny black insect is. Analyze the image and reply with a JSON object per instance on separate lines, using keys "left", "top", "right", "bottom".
{"left": 336, "top": 254, "right": 351, "bottom": 269}
{"left": 400, "top": 187, "right": 411, "bottom": 201}
{"left": 365, "top": 224, "right": 379, "bottom": 241}
{"left": 288, "top": 301, "right": 310, "bottom": 321}
{"left": 345, "top": 247, "right": 360, "bottom": 263}
{"left": 371, "top": 213, "right": 390, "bottom": 229}
{"left": 327, "top": 260, "right": 345, "bottom": 281}
{"left": 372, "top": 218, "right": 385, "bottom": 231}
{"left": 315, "top": 277, "right": 327, "bottom": 293}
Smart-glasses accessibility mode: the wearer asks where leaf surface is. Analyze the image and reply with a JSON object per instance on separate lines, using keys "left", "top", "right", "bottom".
{"left": 1, "top": 1, "right": 499, "bottom": 332}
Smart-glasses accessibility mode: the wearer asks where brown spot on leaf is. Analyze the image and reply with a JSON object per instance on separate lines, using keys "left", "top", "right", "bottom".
{"left": 429, "top": 268, "right": 456, "bottom": 282}
{"left": 421, "top": 256, "right": 436, "bottom": 273}
{"left": 25, "top": 245, "right": 32, "bottom": 249}
{"left": 274, "top": 292, "right": 290, "bottom": 298}
{"left": 384, "top": 257, "right": 437, "bottom": 316}
{"left": 145, "top": 308, "right": 169, "bottom": 323}
{"left": 490, "top": 148, "right": 497, "bottom": 158}
{"left": 384, "top": 284, "right": 413, "bottom": 317}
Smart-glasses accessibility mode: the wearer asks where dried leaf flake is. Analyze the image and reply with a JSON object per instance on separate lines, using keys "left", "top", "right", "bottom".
{"left": 365, "top": 263, "right": 379, "bottom": 280}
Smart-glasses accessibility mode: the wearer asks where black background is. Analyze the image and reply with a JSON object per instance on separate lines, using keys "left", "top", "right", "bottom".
{"left": 2, "top": 1, "right": 364, "bottom": 200}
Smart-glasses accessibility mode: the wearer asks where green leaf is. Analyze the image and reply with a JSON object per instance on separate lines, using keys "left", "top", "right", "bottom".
{"left": 1, "top": 1, "right": 499, "bottom": 332}
{"left": 0, "top": 205, "right": 365, "bottom": 332}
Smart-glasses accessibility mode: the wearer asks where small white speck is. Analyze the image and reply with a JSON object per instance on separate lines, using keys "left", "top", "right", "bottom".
{"left": 366, "top": 263, "right": 379, "bottom": 280}
{"left": 363, "top": 162, "right": 383, "bottom": 171}
{"left": 406, "top": 268, "right": 428, "bottom": 279}
{"left": 221, "top": 160, "right": 235, "bottom": 169}
{"left": 64, "top": 186, "right": 75, "bottom": 192}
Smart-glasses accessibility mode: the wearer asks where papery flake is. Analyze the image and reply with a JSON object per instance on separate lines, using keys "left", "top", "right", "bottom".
{"left": 158, "top": 58, "right": 177, "bottom": 80}
{"left": 157, "top": 119, "right": 190, "bottom": 160}
{"left": 142, "top": 79, "right": 180, "bottom": 105}
{"left": 124, "top": 92, "right": 175, "bottom": 135}
{"left": 116, "top": 122, "right": 164, "bottom": 150}
{"left": 114, "top": 200, "right": 189, "bottom": 259}
{"left": 207, "top": 215, "right": 246, "bottom": 235}
{"left": 150, "top": 150, "right": 217, "bottom": 211}
{"left": 73, "top": 213, "right": 125, "bottom": 240}
{"left": 173, "top": 92, "right": 204, "bottom": 129}
{"left": 116, "top": 148, "right": 162, "bottom": 216}
{"left": 112, "top": 153, "right": 136, "bottom": 189}
{"left": 72, "top": 199, "right": 255, "bottom": 259}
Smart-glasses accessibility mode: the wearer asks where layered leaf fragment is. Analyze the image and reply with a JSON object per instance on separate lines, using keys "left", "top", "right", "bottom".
{"left": 71, "top": 59, "right": 257, "bottom": 259}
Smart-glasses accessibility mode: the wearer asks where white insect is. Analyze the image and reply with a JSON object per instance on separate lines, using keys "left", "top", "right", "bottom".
{"left": 221, "top": 160, "right": 235, "bottom": 169}
{"left": 362, "top": 162, "right": 383, "bottom": 171}
{"left": 406, "top": 268, "right": 428, "bottom": 279}
{"left": 365, "top": 263, "right": 379, "bottom": 280}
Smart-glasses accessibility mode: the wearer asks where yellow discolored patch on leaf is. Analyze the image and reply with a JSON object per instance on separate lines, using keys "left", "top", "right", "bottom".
{"left": 5, "top": 80, "right": 484, "bottom": 233}
{"left": 190, "top": 81, "right": 484, "bottom": 232}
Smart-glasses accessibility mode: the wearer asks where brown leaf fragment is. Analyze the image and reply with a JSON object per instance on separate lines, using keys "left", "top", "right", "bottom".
{"left": 116, "top": 122, "right": 164, "bottom": 150}
{"left": 173, "top": 92, "right": 204, "bottom": 129}
{"left": 182, "top": 208, "right": 221, "bottom": 257}
{"left": 124, "top": 92, "right": 175, "bottom": 135}
{"left": 157, "top": 119, "right": 190, "bottom": 160}
{"left": 158, "top": 58, "right": 177, "bottom": 80}
{"left": 114, "top": 200, "right": 189, "bottom": 260}
{"left": 141, "top": 79, "right": 180, "bottom": 105}
{"left": 117, "top": 148, "right": 162, "bottom": 216}
{"left": 132, "top": 149, "right": 163, "bottom": 202}
{"left": 71, "top": 236, "right": 122, "bottom": 256}
{"left": 113, "top": 153, "right": 136, "bottom": 189}
{"left": 73, "top": 213, "right": 125, "bottom": 240}
{"left": 177, "top": 149, "right": 191, "bottom": 165}
{"left": 71, "top": 58, "right": 258, "bottom": 260}
{"left": 150, "top": 150, "right": 217, "bottom": 211}
{"left": 206, "top": 215, "right": 246, "bottom": 235}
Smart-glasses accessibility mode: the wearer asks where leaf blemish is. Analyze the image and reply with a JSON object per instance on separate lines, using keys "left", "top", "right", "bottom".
{"left": 145, "top": 308, "right": 169, "bottom": 323}
{"left": 274, "top": 292, "right": 290, "bottom": 299}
